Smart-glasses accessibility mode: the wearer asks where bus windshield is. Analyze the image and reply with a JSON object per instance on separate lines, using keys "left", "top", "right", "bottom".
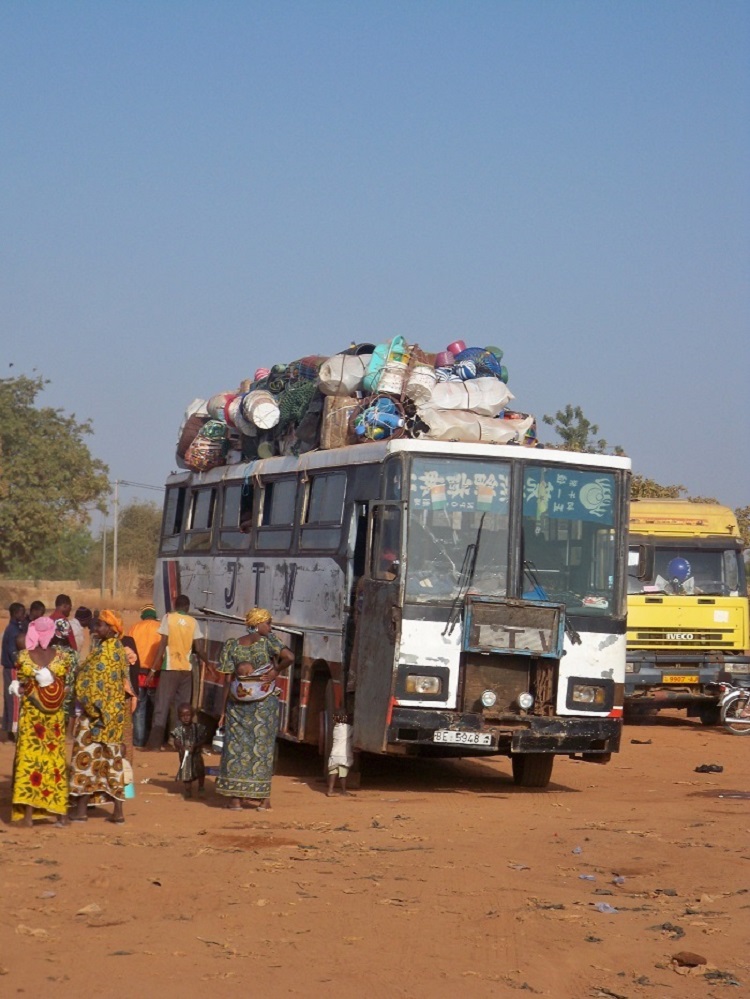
{"left": 628, "top": 546, "right": 742, "bottom": 596}
{"left": 406, "top": 457, "right": 510, "bottom": 601}
{"left": 521, "top": 464, "right": 617, "bottom": 616}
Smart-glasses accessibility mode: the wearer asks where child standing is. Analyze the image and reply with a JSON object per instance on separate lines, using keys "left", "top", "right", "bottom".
{"left": 327, "top": 712, "right": 354, "bottom": 796}
{"left": 172, "top": 703, "right": 208, "bottom": 798}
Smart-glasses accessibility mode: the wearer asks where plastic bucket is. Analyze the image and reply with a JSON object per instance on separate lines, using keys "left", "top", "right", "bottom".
{"left": 206, "top": 392, "right": 234, "bottom": 421}
{"left": 404, "top": 363, "right": 437, "bottom": 404}
{"left": 378, "top": 360, "right": 408, "bottom": 395}
{"left": 446, "top": 339, "right": 466, "bottom": 356}
{"left": 434, "top": 350, "right": 454, "bottom": 368}
{"left": 240, "top": 390, "right": 280, "bottom": 430}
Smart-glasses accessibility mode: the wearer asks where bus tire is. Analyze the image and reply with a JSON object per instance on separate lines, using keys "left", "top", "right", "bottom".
{"left": 512, "top": 753, "right": 554, "bottom": 788}
{"left": 318, "top": 678, "right": 335, "bottom": 777}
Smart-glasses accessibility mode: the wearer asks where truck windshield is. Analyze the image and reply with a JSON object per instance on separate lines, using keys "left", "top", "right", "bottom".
{"left": 405, "top": 457, "right": 510, "bottom": 601}
{"left": 628, "top": 546, "right": 742, "bottom": 596}
{"left": 521, "top": 465, "right": 617, "bottom": 616}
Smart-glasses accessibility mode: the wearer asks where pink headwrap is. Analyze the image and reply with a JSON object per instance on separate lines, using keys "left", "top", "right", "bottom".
{"left": 25, "top": 616, "right": 56, "bottom": 650}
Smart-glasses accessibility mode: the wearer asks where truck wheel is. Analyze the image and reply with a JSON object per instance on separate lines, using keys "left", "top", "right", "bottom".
{"left": 698, "top": 704, "right": 721, "bottom": 726}
{"left": 512, "top": 753, "right": 554, "bottom": 788}
{"left": 318, "top": 678, "right": 335, "bottom": 777}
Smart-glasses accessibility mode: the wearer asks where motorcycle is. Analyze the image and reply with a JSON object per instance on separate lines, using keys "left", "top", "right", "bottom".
{"left": 707, "top": 679, "right": 750, "bottom": 736}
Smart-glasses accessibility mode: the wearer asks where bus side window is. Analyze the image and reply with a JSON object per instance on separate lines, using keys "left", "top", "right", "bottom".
{"left": 300, "top": 472, "right": 346, "bottom": 550}
{"left": 371, "top": 504, "right": 401, "bottom": 580}
{"left": 257, "top": 478, "right": 297, "bottom": 551}
{"left": 218, "top": 482, "right": 254, "bottom": 550}
{"left": 184, "top": 487, "right": 217, "bottom": 552}
{"left": 160, "top": 486, "right": 187, "bottom": 554}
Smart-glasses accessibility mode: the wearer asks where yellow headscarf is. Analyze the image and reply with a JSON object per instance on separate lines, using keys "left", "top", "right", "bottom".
{"left": 99, "top": 609, "right": 124, "bottom": 637}
{"left": 245, "top": 607, "right": 271, "bottom": 629}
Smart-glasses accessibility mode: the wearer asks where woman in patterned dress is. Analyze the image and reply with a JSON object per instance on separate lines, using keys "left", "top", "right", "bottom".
{"left": 68, "top": 610, "right": 136, "bottom": 824}
{"left": 216, "top": 608, "right": 294, "bottom": 811}
{"left": 11, "top": 616, "right": 73, "bottom": 827}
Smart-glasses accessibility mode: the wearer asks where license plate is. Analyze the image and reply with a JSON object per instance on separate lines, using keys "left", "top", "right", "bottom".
{"left": 663, "top": 674, "right": 699, "bottom": 684}
{"left": 433, "top": 730, "right": 493, "bottom": 746}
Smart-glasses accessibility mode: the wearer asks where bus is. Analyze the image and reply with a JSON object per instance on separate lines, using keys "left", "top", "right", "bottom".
{"left": 626, "top": 499, "right": 750, "bottom": 722}
{"left": 154, "top": 439, "right": 631, "bottom": 788}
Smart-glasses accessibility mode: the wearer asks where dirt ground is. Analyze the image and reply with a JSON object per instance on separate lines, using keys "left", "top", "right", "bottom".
{"left": 0, "top": 711, "right": 748, "bottom": 999}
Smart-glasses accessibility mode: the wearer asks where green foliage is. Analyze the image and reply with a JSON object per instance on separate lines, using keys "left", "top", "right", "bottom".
{"left": 0, "top": 375, "right": 110, "bottom": 575}
{"left": 542, "top": 404, "right": 621, "bottom": 454}
{"left": 85, "top": 500, "right": 162, "bottom": 584}
{"left": 735, "top": 506, "right": 750, "bottom": 549}
{"left": 630, "top": 476, "right": 686, "bottom": 499}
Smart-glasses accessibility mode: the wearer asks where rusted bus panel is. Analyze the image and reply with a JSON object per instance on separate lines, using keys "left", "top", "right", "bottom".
{"left": 351, "top": 580, "right": 400, "bottom": 753}
{"left": 462, "top": 655, "right": 530, "bottom": 713}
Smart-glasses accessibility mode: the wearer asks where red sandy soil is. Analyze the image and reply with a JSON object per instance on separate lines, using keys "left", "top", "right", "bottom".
{"left": 0, "top": 712, "right": 748, "bottom": 998}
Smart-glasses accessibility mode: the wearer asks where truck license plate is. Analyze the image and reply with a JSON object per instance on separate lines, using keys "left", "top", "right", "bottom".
{"left": 663, "top": 674, "right": 699, "bottom": 684}
{"left": 433, "top": 730, "right": 493, "bottom": 746}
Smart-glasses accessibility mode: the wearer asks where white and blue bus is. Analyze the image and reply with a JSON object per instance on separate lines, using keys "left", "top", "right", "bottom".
{"left": 154, "top": 439, "right": 631, "bottom": 787}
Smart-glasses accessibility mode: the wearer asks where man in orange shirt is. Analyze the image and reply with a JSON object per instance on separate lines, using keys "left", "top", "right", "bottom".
{"left": 145, "top": 595, "right": 204, "bottom": 751}
{"left": 129, "top": 605, "right": 162, "bottom": 748}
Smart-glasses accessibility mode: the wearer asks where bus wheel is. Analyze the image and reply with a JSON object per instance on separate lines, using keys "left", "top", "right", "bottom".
{"left": 318, "top": 679, "right": 335, "bottom": 777}
{"left": 512, "top": 753, "right": 554, "bottom": 788}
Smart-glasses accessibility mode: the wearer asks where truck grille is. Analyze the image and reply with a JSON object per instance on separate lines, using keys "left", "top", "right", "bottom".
{"left": 628, "top": 628, "right": 736, "bottom": 648}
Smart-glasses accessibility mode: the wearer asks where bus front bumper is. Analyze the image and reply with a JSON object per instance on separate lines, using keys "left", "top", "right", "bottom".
{"left": 387, "top": 708, "right": 621, "bottom": 757}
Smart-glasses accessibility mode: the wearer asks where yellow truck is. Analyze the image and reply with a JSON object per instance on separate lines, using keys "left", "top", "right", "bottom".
{"left": 626, "top": 499, "right": 749, "bottom": 723}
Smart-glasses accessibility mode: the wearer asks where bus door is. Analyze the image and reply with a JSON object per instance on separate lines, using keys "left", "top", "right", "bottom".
{"left": 351, "top": 502, "right": 403, "bottom": 752}
{"left": 274, "top": 627, "right": 305, "bottom": 740}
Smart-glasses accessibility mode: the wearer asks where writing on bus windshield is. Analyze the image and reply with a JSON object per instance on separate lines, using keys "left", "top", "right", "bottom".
{"left": 522, "top": 466, "right": 617, "bottom": 615}
{"left": 406, "top": 458, "right": 510, "bottom": 600}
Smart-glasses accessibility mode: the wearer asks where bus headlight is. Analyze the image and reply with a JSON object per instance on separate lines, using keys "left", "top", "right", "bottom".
{"left": 481, "top": 690, "right": 497, "bottom": 708}
{"left": 517, "top": 692, "right": 534, "bottom": 711}
{"left": 405, "top": 675, "right": 441, "bottom": 696}
{"left": 570, "top": 683, "right": 606, "bottom": 706}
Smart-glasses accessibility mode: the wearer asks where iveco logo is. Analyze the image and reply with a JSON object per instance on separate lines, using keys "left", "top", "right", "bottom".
{"left": 667, "top": 632, "right": 694, "bottom": 641}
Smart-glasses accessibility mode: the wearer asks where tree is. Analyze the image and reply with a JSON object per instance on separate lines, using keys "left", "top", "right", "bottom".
{"left": 630, "top": 476, "right": 685, "bottom": 499}
{"left": 85, "top": 500, "right": 162, "bottom": 586}
{"left": 0, "top": 374, "right": 110, "bottom": 576}
{"left": 542, "top": 404, "right": 621, "bottom": 454}
{"left": 735, "top": 506, "right": 750, "bottom": 549}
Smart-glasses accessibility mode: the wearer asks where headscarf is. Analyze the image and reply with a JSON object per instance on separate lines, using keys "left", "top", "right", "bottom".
{"left": 54, "top": 618, "right": 72, "bottom": 640}
{"left": 99, "top": 609, "right": 124, "bottom": 637}
{"left": 25, "top": 616, "right": 56, "bottom": 650}
{"left": 245, "top": 607, "right": 271, "bottom": 629}
{"left": 140, "top": 604, "right": 158, "bottom": 621}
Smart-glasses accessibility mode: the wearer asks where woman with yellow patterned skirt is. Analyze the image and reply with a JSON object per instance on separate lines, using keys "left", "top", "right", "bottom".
{"left": 11, "top": 616, "right": 73, "bottom": 827}
{"left": 68, "top": 611, "right": 136, "bottom": 824}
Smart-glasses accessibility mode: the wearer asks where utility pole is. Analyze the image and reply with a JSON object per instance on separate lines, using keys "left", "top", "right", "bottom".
{"left": 112, "top": 479, "right": 119, "bottom": 599}
{"left": 100, "top": 510, "right": 107, "bottom": 598}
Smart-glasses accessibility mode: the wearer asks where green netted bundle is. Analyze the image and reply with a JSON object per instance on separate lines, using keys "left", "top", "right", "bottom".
{"left": 277, "top": 379, "right": 318, "bottom": 434}
{"left": 197, "top": 419, "right": 228, "bottom": 441}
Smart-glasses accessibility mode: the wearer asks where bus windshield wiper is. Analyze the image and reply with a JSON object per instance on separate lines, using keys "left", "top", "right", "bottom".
{"left": 443, "top": 514, "right": 485, "bottom": 636}
{"left": 522, "top": 559, "right": 581, "bottom": 646}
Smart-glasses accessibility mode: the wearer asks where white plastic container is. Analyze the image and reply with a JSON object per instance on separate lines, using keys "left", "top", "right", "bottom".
{"left": 240, "top": 390, "right": 280, "bottom": 430}
{"left": 404, "top": 364, "right": 437, "bottom": 405}
{"left": 318, "top": 353, "right": 372, "bottom": 396}
{"left": 378, "top": 360, "right": 408, "bottom": 395}
{"left": 206, "top": 391, "right": 234, "bottom": 421}
{"left": 430, "top": 377, "right": 513, "bottom": 417}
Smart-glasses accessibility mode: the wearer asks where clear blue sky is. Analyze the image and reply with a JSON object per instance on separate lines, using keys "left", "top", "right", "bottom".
{"left": 2, "top": 1, "right": 748, "bottom": 522}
